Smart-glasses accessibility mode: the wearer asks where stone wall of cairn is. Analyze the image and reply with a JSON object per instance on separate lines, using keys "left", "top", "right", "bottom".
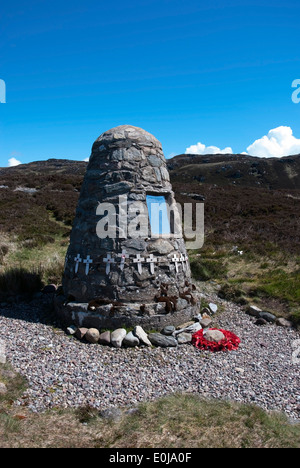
{"left": 55, "top": 125, "right": 200, "bottom": 329}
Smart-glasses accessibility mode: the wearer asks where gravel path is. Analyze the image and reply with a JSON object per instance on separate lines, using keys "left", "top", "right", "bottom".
{"left": 0, "top": 297, "right": 299, "bottom": 420}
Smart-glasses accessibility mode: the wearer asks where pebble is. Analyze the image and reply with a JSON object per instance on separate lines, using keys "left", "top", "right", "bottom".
{"left": 177, "top": 332, "right": 192, "bottom": 345}
{"left": 247, "top": 305, "right": 262, "bottom": 317}
{"left": 259, "top": 312, "right": 276, "bottom": 323}
{"left": 162, "top": 325, "right": 176, "bottom": 336}
{"left": 123, "top": 331, "right": 140, "bottom": 347}
{"left": 174, "top": 322, "right": 201, "bottom": 336}
{"left": 209, "top": 303, "right": 218, "bottom": 314}
{"left": 255, "top": 318, "right": 268, "bottom": 326}
{"left": 85, "top": 329, "right": 100, "bottom": 344}
{"left": 99, "top": 331, "right": 111, "bottom": 346}
{"left": 0, "top": 300, "right": 299, "bottom": 421}
{"left": 75, "top": 328, "right": 88, "bottom": 340}
{"left": 204, "top": 329, "right": 225, "bottom": 342}
{"left": 148, "top": 333, "right": 178, "bottom": 348}
{"left": 66, "top": 325, "right": 77, "bottom": 336}
{"left": 111, "top": 328, "right": 127, "bottom": 348}
{"left": 276, "top": 318, "right": 293, "bottom": 328}
{"left": 133, "top": 326, "right": 151, "bottom": 347}
{"left": 200, "top": 318, "right": 212, "bottom": 328}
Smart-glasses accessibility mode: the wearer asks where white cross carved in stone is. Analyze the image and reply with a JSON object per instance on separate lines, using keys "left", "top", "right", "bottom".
{"left": 83, "top": 255, "right": 93, "bottom": 275}
{"left": 74, "top": 254, "right": 82, "bottom": 273}
{"left": 133, "top": 254, "right": 145, "bottom": 275}
{"left": 103, "top": 253, "right": 115, "bottom": 275}
{"left": 180, "top": 253, "right": 186, "bottom": 271}
{"left": 117, "top": 249, "right": 129, "bottom": 271}
{"left": 146, "top": 254, "right": 158, "bottom": 274}
{"left": 171, "top": 254, "right": 180, "bottom": 273}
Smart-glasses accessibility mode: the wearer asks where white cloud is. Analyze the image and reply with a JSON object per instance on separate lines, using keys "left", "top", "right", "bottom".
{"left": 246, "top": 126, "right": 300, "bottom": 158}
{"left": 185, "top": 142, "right": 233, "bottom": 155}
{"left": 8, "top": 157, "right": 22, "bottom": 167}
{"left": 83, "top": 157, "right": 89, "bottom": 162}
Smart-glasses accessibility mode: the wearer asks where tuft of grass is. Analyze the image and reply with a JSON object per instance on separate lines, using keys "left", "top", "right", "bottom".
{"left": 0, "top": 267, "right": 43, "bottom": 298}
{"left": 190, "top": 256, "right": 228, "bottom": 281}
{"left": 0, "top": 258, "right": 65, "bottom": 300}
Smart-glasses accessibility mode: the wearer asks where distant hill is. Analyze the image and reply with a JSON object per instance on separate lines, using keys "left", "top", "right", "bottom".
{"left": 0, "top": 158, "right": 87, "bottom": 178}
{"left": 2, "top": 153, "right": 300, "bottom": 191}
{"left": 168, "top": 153, "right": 300, "bottom": 190}
{"left": 0, "top": 159, "right": 87, "bottom": 243}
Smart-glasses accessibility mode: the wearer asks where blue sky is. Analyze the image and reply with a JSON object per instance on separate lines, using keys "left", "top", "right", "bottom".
{"left": 1, "top": 0, "right": 300, "bottom": 166}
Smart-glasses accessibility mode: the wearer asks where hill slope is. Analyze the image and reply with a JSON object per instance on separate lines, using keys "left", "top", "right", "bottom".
{"left": 168, "top": 153, "right": 300, "bottom": 190}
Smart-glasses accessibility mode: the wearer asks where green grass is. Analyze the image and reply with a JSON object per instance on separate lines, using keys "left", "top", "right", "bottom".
{"left": 190, "top": 245, "right": 300, "bottom": 326}
{"left": 256, "top": 268, "right": 300, "bottom": 304}
{"left": 190, "top": 255, "right": 228, "bottom": 281}
{"left": 0, "top": 232, "right": 67, "bottom": 299}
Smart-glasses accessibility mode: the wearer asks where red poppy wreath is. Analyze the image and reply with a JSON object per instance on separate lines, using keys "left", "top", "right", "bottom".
{"left": 192, "top": 328, "right": 241, "bottom": 352}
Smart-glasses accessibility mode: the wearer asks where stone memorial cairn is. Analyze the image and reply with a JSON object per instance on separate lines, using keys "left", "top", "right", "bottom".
{"left": 55, "top": 125, "right": 201, "bottom": 339}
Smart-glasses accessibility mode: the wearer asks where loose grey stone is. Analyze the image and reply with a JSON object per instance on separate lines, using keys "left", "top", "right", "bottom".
{"left": 200, "top": 317, "right": 212, "bottom": 328}
{"left": 255, "top": 318, "right": 268, "bottom": 326}
{"left": 161, "top": 325, "right": 176, "bottom": 336}
{"left": 123, "top": 331, "right": 140, "bottom": 347}
{"left": 247, "top": 305, "right": 262, "bottom": 317}
{"left": 175, "top": 321, "right": 194, "bottom": 330}
{"left": 193, "top": 314, "right": 202, "bottom": 322}
{"left": 66, "top": 325, "right": 77, "bottom": 336}
{"left": 75, "top": 328, "right": 88, "bottom": 340}
{"left": 208, "top": 303, "right": 218, "bottom": 314}
{"left": 148, "top": 155, "right": 163, "bottom": 167}
{"left": 259, "top": 312, "right": 276, "bottom": 323}
{"left": 99, "top": 331, "right": 111, "bottom": 346}
{"left": 85, "top": 328, "right": 100, "bottom": 344}
{"left": 174, "top": 322, "right": 201, "bottom": 336}
{"left": 111, "top": 328, "right": 127, "bottom": 348}
{"left": 148, "top": 333, "right": 178, "bottom": 348}
{"left": 276, "top": 317, "right": 293, "bottom": 328}
{"left": 204, "top": 329, "right": 225, "bottom": 343}
{"left": 177, "top": 332, "right": 192, "bottom": 345}
{"left": 133, "top": 326, "right": 151, "bottom": 347}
